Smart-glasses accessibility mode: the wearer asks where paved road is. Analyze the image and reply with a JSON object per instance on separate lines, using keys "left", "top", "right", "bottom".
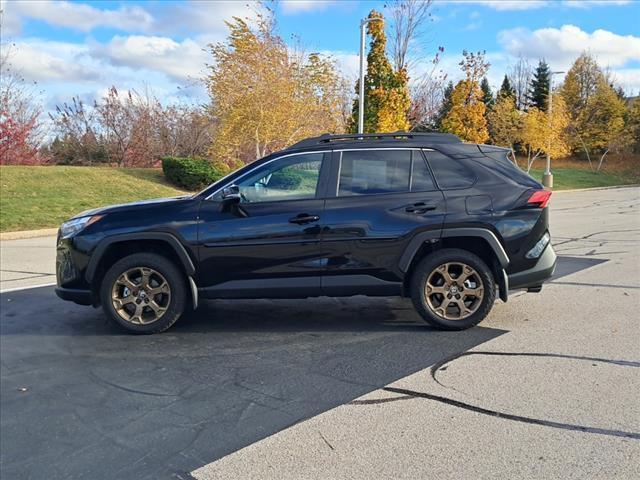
{"left": 0, "top": 236, "right": 56, "bottom": 291}
{"left": 1, "top": 187, "right": 639, "bottom": 479}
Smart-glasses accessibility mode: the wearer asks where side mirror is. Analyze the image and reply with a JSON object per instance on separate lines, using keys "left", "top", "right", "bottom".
{"left": 221, "top": 185, "right": 241, "bottom": 203}
{"left": 219, "top": 184, "right": 244, "bottom": 215}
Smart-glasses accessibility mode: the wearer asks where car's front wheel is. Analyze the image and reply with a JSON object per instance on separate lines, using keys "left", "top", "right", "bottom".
{"left": 100, "top": 253, "right": 186, "bottom": 334}
{"left": 410, "top": 248, "right": 496, "bottom": 330}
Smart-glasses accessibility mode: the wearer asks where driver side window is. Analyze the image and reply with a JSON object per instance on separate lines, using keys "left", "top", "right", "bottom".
{"left": 232, "top": 153, "right": 323, "bottom": 203}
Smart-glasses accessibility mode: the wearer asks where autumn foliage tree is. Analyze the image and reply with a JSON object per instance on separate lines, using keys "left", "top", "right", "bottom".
{"left": 207, "top": 12, "right": 348, "bottom": 169}
{"left": 442, "top": 51, "right": 490, "bottom": 143}
{"left": 49, "top": 89, "right": 211, "bottom": 166}
{"left": 487, "top": 93, "right": 522, "bottom": 163}
{"left": 520, "top": 96, "right": 570, "bottom": 172}
{"left": 350, "top": 10, "right": 410, "bottom": 133}
{"left": 0, "top": 46, "right": 43, "bottom": 165}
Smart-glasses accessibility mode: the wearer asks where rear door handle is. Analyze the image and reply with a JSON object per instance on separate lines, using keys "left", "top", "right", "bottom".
{"left": 289, "top": 214, "right": 320, "bottom": 224}
{"left": 406, "top": 202, "right": 437, "bottom": 214}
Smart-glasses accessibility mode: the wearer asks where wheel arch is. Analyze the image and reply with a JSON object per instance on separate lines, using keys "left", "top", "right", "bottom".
{"left": 86, "top": 233, "right": 196, "bottom": 296}
{"left": 401, "top": 228, "right": 509, "bottom": 301}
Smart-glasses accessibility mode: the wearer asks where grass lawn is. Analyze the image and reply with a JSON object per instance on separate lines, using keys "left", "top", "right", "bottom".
{"left": 0, "top": 166, "right": 186, "bottom": 232}
{"left": 528, "top": 167, "right": 639, "bottom": 190}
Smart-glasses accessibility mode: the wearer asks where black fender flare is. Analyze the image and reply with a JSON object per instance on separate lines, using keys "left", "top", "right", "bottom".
{"left": 398, "top": 227, "right": 510, "bottom": 273}
{"left": 85, "top": 232, "right": 196, "bottom": 283}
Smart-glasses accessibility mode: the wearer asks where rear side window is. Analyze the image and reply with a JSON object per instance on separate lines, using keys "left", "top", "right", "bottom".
{"left": 425, "top": 151, "right": 475, "bottom": 189}
{"left": 411, "top": 152, "right": 436, "bottom": 192}
{"left": 338, "top": 150, "right": 411, "bottom": 196}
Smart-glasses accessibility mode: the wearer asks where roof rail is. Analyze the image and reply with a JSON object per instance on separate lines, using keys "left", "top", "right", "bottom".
{"left": 287, "top": 132, "right": 461, "bottom": 150}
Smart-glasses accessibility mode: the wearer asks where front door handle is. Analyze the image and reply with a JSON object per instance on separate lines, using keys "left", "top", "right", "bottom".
{"left": 406, "top": 202, "right": 437, "bottom": 214}
{"left": 289, "top": 214, "right": 320, "bottom": 224}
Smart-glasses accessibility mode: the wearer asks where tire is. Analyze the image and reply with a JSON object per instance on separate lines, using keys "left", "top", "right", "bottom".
{"left": 410, "top": 248, "right": 496, "bottom": 330}
{"left": 100, "top": 253, "right": 187, "bottom": 334}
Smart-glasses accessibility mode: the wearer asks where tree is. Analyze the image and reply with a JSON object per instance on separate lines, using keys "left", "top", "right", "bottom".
{"left": 387, "top": 0, "right": 435, "bottom": 74}
{"left": 625, "top": 98, "right": 640, "bottom": 154}
{"left": 528, "top": 59, "right": 550, "bottom": 111}
{"left": 385, "top": 0, "right": 445, "bottom": 131}
{"left": 207, "top": 13, "right": 348, "bottom": 167}
{"left": 0, "top": 44, "right": 44, "bottom": 165}
{"left": 50, "top": 89, "right": 211, "bottom": 166}
{"left": 441, "top": 51, "right": 490, "bottom": 143}
{"left": 488, "top": 94, "right": 522, "bottom": 163}
{"left": 480, "top": 77, "right": 494, "bottom": 109}
{"left": 520, "top": 96, "right": 570, "bottom": 172}
{"left": 508, "top": 54, "right": 532, "bottom": 110}
{"left": 561, "top": 52, "right": 603, "bottom": 120}
{"left": 434, "top": 80, "right": 454, "bottom": 130}
{"left": 560, "top": 52, "right": 621, "bottom": 166}
{"left": 350, "top": 10, "right": 410, "bottom": 133}
{"left": 579, "top": 79, "right": 629, "bottom": 170}
{"left": 498, "top": 75, "right": 515, "bottom": 101}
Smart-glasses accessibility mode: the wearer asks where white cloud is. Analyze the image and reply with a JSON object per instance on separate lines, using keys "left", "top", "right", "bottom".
{"left": 153, "top": 1, "right": 260, "bottom": 41}
{"left": 3, "top": 0, "right": 154, "bottom": 34}
{"left": 327, "top": 51, "right": 360, "bottom": 80}
{"left": 446, "top": 0, "right": 631, "bottom": 10}
{"left": 6, "top": 40, "right": 98, "bottom": 82}
{"left": 608, "top": 68, "right": 640, "bottom": 95}
{"left": 280, "top": 1, "right": 337, "bottom": 14}
{"left": 93, "top": 35, "right": 209, "bottom": 82}
{"left": 498, "top": 25, "right": 640, "bottom": 69}
{"left": 563, "top": 0, "right": 631, "bottom": 8}
{"left": 447, "top": 1, "right": 549, "bottom": 11}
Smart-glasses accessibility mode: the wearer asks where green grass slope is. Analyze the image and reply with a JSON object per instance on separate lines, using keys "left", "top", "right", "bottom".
{"left": 0, "top": 166, "right": 186, "bottom": 232}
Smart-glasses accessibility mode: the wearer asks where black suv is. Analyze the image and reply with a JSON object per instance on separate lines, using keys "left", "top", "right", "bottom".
{"left": 56, "top": 133, "right": 556, "bottom": 333}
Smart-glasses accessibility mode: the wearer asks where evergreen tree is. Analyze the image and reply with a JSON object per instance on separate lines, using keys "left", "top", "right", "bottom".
{"left": 528, "top": 59, "right": 551, "bottom": 111}
{"left": 480, "top": 77, "right": 494, "bottom": 109}
{"left": 350, "top": 10, "right": 410, "bottom": 133}
{"left": 498, "top": 75, "right": 515, "bottom": 101}
{"left": 435, "top": 81, "right": 454, "bottom": 130}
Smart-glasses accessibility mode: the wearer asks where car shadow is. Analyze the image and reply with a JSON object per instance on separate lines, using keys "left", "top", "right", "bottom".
{"left": 1, "top": 290, "right": 505, "bottom": 480}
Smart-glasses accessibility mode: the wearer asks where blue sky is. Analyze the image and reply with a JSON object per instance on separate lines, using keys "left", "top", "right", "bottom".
{"left": 2, "top": 0, "right": 639, "bottom": 112}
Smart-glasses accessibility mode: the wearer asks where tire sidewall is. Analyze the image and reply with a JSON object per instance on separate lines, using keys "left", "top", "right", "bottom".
{"left": 100, "top": 253, "right": 186, "bottom": 334}
{"left": 411, "top": 249, "right": 496, "bottom": 330}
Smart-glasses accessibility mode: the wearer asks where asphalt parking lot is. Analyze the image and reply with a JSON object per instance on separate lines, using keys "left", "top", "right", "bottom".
{"left": 1, "top": 186, "right": 639, "bottom": 479}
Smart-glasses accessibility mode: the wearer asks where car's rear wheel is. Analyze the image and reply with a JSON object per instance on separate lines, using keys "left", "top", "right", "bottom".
{"left": 410, "top": 248, "right": 495, "bottom": 330}
{"left": 100, "top": 253, "right": 186, "bottom": 334}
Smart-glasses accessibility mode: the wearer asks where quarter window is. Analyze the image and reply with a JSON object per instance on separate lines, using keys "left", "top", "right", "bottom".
{"left": 425, "top": 151, "right": 475, "bottom": 189}
{"left": 338, "top": 150, "right": 412, "bottom": 196}
{"left": 231, "top": 153, "right": 323, "bottom": 203}
{"left": 410, "top": 152, "right": 436, "bottom": 192}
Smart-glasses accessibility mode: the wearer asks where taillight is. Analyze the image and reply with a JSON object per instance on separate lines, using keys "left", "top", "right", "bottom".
{"left": 527, "top": 190, "right": 552, "bottom": 209}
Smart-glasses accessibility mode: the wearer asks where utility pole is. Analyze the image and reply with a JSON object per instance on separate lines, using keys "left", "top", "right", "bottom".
{"left": 358, "top": 17, "right": 383, "bottom": 135}
{"left": 543, "top": 71, "right": 565, "bottom": 188}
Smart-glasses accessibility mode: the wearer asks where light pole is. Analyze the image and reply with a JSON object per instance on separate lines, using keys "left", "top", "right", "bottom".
{"left": 543, "top": 70, "right": 565, "bottom": 188}
{"left": 358, "top": 17, "right": 383, "bottom": 135}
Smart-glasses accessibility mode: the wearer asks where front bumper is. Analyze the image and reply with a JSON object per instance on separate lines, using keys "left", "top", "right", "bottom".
{"left": 508, "top": 244, "right": 557, "bottom": 290}
{"left": 55, "top": 287, "right": 93, "bottom": 306}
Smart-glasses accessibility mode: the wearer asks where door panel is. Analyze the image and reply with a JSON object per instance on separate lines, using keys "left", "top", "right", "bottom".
{"left": 196, "top": 152, "right": 328, "bottom": 295}
{"left": 198, "top": 199, "right": 326, "bottom": 292}
{"left": 320, "top": 149, "right": 445, "bottom": 287}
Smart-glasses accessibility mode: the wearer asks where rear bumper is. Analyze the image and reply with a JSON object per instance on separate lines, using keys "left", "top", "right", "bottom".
{"left": 508, "top": 244, "right": 557, "bottom": 290}
{"left": 55, "top": 287, "right": 93, "bottom": 306}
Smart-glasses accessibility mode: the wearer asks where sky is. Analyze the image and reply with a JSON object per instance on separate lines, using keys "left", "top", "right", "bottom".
{"left": 1, "top": 0, "right": 639, "bottom": 113}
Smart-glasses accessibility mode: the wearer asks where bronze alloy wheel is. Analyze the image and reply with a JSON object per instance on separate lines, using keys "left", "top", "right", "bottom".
{"left": 424, "top": 262, "right": 484, "bottom": 320}
{"left": 111, "top": 267, "right": 171, "bottom": 325}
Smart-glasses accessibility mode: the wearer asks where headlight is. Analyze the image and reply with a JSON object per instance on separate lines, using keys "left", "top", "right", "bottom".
{"left": 60, "top": 215, "right": 103, "bottom": 239}
{"left": 525, "top": 232, "right": 550, "bottom": 259}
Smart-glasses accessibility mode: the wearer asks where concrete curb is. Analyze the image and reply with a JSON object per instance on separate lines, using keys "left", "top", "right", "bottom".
{"left": 552, "top": 184, "right": 639, "bottom": 193}
{"left": 0, "top": 228, "right": 58, "bottom": 241}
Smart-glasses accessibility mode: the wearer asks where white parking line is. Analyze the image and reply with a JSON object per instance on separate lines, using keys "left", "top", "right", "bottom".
{"left": 0, "top": 282, "right": 57, "bottom": 294}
